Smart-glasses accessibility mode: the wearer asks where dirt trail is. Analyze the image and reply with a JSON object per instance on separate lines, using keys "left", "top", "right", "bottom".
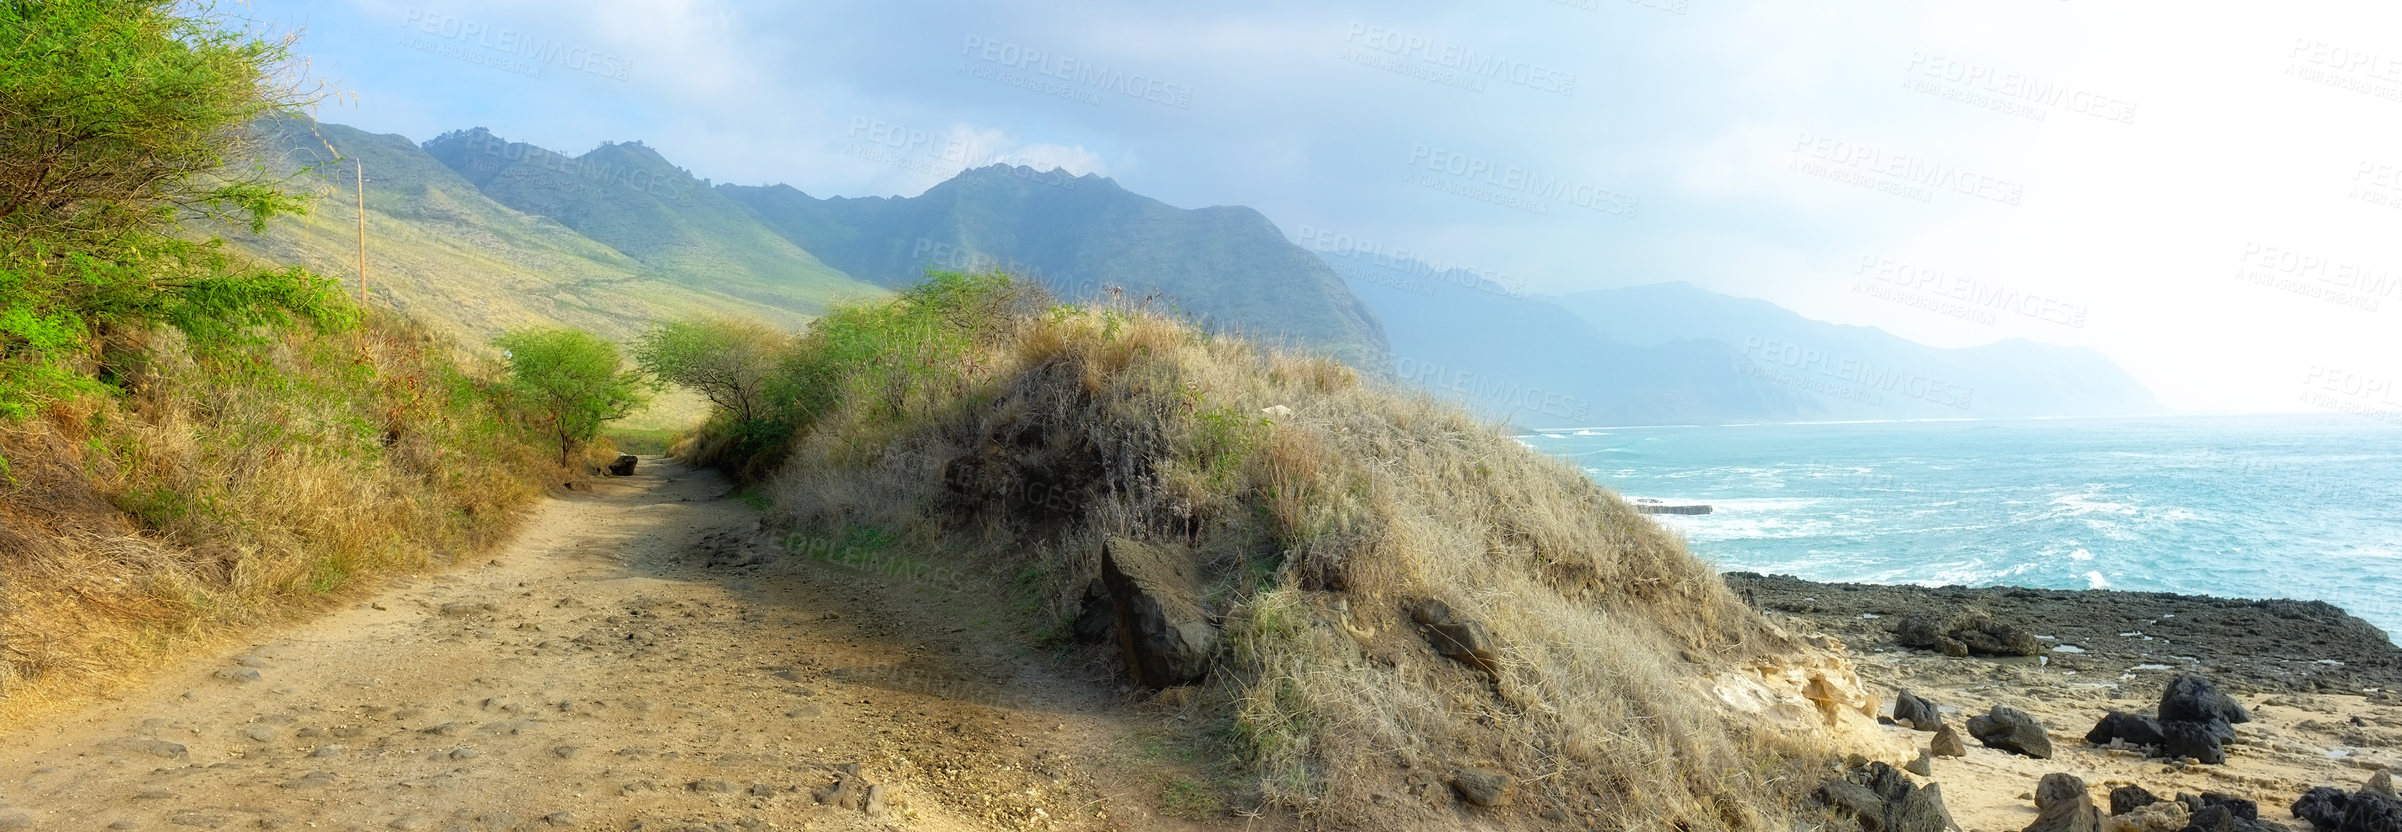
{"left": 0, "top": 459, "right": 1229, "bottom": 832}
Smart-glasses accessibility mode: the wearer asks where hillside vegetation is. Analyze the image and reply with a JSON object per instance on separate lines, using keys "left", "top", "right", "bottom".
{"left": 0, "top": 0, "right": 567, "bottom": 717}
{"left": 219, "top": 118, "right": 828, "bottom": 346}
{"left": 677, "top": 273, "right": 1848, "bottom": 829}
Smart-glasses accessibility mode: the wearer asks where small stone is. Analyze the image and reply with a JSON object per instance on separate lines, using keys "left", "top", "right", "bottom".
{"left": 103, "top": 738, "right": 189, "bottom": 760}
{"left": 311, "top": 745, "right": 345, "bottom": 758}
{"left": 1905, "top": 750, "right": 1932, "bottom": 776}
{"left": 387, "top": 819, "right": 426, "bottom": 832}
{"left": 168, "top": 811, "right": 231, "bottom": 829}
{"left": 1931, "top": 724, "right": 1968, "bottom": 758}
{"left": 542, "top": 814, "right": 576, "bottom": 826}
{"left": 865, "top": 784, "right": 889, "bottom": 816}
{"left": 243, "top": 725, "right": 277, "bottom": 742}
{"left": 693, "top": 779, "right": 736, "bottom": 793}
{"left": 213, "top": 667, "right": 261, "bottom": 683}
{"left": 108, "top": 822, "right": 137, "bottom": 831}
{"left": 550, "top": 745, "right": 580, "bottom": 759}
{"left": 1450, "top": 766, "right": 1515, "bottom": 807}
{"left": 448, "top": 747, "right": 479, "bottom": 760}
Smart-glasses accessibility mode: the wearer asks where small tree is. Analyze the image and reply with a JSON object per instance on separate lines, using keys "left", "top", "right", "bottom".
{"left": 494, "top": 328, "right": 650, "bottom": 466}
{"left": 632, "top": 317, "right": 788, "bottom": 423}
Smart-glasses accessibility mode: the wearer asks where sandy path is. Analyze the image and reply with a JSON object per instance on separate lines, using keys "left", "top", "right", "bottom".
{"left": 0, "top": 459, "right": 1226, "bottom": 832}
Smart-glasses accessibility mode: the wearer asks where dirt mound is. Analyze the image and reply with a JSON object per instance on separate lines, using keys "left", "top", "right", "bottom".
{"left": 738, "top": 278, "right": 1851, "bottom": 829}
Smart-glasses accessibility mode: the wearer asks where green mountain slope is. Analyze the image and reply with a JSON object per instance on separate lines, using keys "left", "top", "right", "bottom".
{"left": 721, "top": 168, "right": 1390, "bottom": 366}
{"left": 218, "top": 118, "right": 824, "bottom": 344}
{"left": 421, "top": 128, "right": 882, "bottom": 315}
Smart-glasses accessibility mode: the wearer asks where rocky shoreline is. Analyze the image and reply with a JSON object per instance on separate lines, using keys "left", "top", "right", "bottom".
{"left": 1729, "top": 572, "right": 2402, "bottom": 832}
{"left": 1725, "top": 572, "right": 2402, "bottom": 696}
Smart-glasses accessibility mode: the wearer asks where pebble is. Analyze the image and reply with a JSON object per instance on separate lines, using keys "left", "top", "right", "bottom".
{"left": 242, "top": 725, "right": 277, "bottom": 742}
{"left": 213, "top": 668, "right": 261, "bottom": 684}
{"left": 542, "top": 813, "right": 576, "bottom": 826}
{"left": 449, "top": 747, "right": 479, "bottom": 760}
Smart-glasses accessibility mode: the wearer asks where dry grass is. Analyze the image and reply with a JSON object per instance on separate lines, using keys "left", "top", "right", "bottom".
{"left": 0, "top": 311, "right": 550, "bottom": 723}
{"left": 715, "top": 282, "right": 1837, "bottom": 829}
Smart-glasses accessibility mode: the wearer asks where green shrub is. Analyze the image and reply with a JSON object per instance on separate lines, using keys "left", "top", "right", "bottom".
{"left": 493, "top": 328, "right": 651, "bottom": 466}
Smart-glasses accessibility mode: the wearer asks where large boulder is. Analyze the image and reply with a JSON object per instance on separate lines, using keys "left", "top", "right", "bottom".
{"left": 2160, "top": 674, "right": 2251, "bottom": 726}
{"left": 2091, "top": 711, "right": 2168, "bottom": 748}
{"left": 1407, "top": 599, "right": 1502, "bottom": 678}
{"left": 1895, "top": 690, "right": 1942, "bottom": 731}
{"left": 1098, "top": 538, "right": 1219, "bottom": 688}
{"left": 2027, "top": 773, "right": 2103, "bottom": 832}
{"left": 2291, "top": 777, "right": 2402, "bottom": 832}
{"left": 1895, "top": 609, "right": 2041, "bottom": 657}
{"left": 1819, "top": 762, "right": 1955, "bottom": 832}
{"left": 1968, "top": 706, "right": 2055, "bottom": 759}
{"left": 2160, "top": 720, "right": 2229, "bottom": 765}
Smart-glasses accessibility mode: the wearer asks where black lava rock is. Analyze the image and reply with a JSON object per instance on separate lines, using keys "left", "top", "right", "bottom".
{"left": 1966, "top": 705, "right": 2054, "bottom": 759}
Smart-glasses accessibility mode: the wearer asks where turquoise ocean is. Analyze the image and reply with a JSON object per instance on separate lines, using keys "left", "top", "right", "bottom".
{"left": 1521, "top": 414, "right": 2402, "bottom": 637}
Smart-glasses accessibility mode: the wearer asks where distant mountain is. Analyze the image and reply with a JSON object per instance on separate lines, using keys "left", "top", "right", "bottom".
{"left": 1555, "top": 282, "right": 2165, "bottom": 419}
{"left": 1334, "top": 265, "right": 1819, "bottom": 428}
{"left": 421, "top": 128, "right": 881, "bottom": 316}
{"left": 218, "top": 118, "right": 826, "bottom": 344}
{"left": 722, "top": 168, "right": 1389, "bottom": 366}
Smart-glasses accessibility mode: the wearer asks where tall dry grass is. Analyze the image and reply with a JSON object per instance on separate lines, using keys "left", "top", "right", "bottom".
{"left": 0, "top": 310, "right": 549, "bottom": 721}
{"left": 712, "top": 279, "right": 1833, "bottom": 829}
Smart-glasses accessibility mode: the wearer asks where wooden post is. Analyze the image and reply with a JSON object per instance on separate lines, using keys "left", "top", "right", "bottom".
{"left": 355, "top": 159, "right": 368, "bottom": 304}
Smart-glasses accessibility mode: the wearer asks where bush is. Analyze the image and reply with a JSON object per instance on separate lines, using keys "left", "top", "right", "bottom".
{"left": 633, "top": 317, "right": 788, "bottom": 423}
{"left": 494, "top": 328, "right": 650, "bottom": 466}
{"left": 0, "top": 0, "right": 336, "bottom": 418}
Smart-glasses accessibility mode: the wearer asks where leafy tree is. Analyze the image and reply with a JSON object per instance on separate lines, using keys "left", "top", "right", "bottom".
{"left": 633, "top": 317, "right": 788, "bottom": 423}
{"left": 494, "top": 328, "right": 650, "bottom": 466}
{"left": 0, "top": 0, "right": 339, "bottom": 416}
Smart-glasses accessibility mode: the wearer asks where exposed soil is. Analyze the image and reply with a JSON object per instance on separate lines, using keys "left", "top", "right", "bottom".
{"left": 0, "top": 459, "right": 1240, "bottom": 831}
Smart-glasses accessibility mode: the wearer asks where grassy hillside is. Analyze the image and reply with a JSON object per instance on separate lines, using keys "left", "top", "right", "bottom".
{"left": 678, "top": 274, "right": 1853, "bottom": 829}
{"left": 722, "top": 169, "right": 1392, "bottom": 367}
{"left": 421, "top": 128, "right": 884, "bottom": 316}
{"left": 220, "top": 118, "right": 824, "bottom": 346}
{"left": 0, "top": 309, "right": 557, "bottom": 717}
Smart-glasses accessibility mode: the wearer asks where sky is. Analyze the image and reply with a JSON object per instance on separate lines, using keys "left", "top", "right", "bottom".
{"left": 237, "top": 0, "right": 2402, "bottom": 415}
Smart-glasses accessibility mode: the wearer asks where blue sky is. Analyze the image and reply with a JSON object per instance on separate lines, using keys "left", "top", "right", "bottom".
{"left": 241, "top": 0, "right": 2402, "bottom": 415}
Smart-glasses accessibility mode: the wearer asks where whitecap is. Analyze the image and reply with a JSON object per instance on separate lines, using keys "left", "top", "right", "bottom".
{"left": 2084, "top": 571, "right": 2109, "bottom": 589}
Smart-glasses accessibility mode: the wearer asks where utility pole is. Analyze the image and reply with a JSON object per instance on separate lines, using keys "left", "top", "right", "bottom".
{"left": 356, "top": 159, "right": 369, "bottom": 304}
